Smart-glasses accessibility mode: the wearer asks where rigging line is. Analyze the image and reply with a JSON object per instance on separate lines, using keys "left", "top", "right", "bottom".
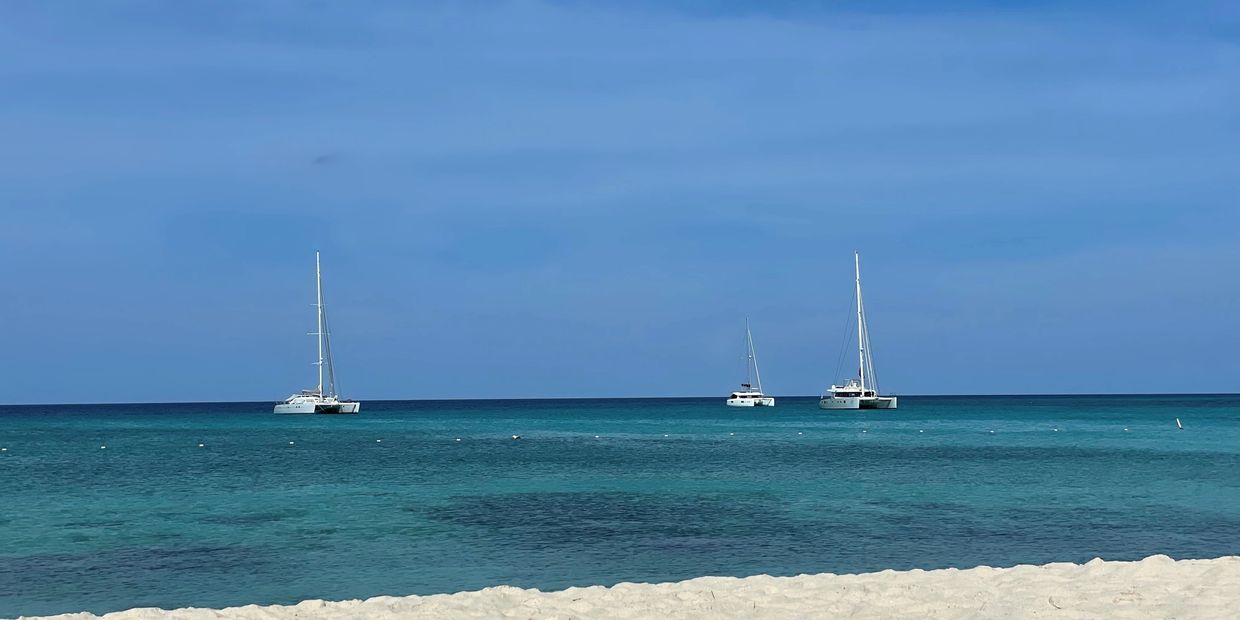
{"left": 749, "top": 324, "right": 763, "bottom": 393}
{"left": 321, "top": 296, "right": 340, "bottom": 399}
{"left": 322, "top": 307, "right": 333, "bottom": 396}
{"left": 831, "top": 290, "right": 857, "bottom": 386}
{"left": 860, "top": 297, "right": 880, "bottom": 395}
{"left": 860, "top": 296, "right": 874, "bottom": 393}
{"left": 832, "top": 314, "right": 854, "bottom": 385}
{"left": 743, "top": 327, "right": 750, "bottom": 387}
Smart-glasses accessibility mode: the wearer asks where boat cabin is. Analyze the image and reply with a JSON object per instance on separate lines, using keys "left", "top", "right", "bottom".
{"left": 730, "top": 391, "right": 765, "bottom": 399}
{"left": 828, "top": 379, "right": 875, "bottom": 398}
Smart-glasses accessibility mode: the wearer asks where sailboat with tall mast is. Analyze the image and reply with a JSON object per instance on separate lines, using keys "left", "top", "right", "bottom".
{"left": 820, "top": 252, "right": 897, "bottom": 410}
{"left": 274, "top": 251, "right": 360, "bottom": 415}
{"left": 727, "top": 319, "right": 775, "bottom": 407}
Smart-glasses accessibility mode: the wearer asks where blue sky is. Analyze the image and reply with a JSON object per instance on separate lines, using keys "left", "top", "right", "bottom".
{"left": 1, "top": 1, "right": 1237, "bottom": 403}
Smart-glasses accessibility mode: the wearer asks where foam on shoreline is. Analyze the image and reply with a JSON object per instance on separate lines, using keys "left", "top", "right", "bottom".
{"left": 27, "top": 555, "right": 1240, "bottom": 619}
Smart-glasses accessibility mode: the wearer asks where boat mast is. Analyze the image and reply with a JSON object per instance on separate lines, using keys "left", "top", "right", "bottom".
{"left": 747, "top": 318, "right": 764, "bottom": 394}
{"left": 315, "top": 250, "right": 324, "bottom": 397}
{"left": 855, "top": 251, "right": 865, "bottom": 392}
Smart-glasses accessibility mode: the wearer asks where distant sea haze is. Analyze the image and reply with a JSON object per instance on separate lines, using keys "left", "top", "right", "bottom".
{"left": 2, "top": 395, "right": 1239, "bottom": 617}
{"left": 13, "top": 392, "right": 1240, "bottom": 407}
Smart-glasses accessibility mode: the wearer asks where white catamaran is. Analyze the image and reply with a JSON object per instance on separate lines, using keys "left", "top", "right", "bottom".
{"left": 727, "top": 319, "right": 775, "bottom": 407}
{"left": 820, "top": 252, "right": 897, "bottom": 410}
{"left": 274, "top": 251, "right": 360, "bottom": 415}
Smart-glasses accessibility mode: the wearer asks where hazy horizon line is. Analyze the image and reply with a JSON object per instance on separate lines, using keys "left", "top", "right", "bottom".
{"left": 3, "top": 392, "right": 1237, "bottom": 408}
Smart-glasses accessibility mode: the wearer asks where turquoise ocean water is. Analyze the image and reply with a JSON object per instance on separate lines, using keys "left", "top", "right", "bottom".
{"left": 2, "top": 395, "right": 1239, "bottom": 617}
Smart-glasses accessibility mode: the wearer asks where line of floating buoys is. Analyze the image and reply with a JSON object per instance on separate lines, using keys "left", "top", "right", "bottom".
{"left": 0, "top": 424, "right": 1174, "bottom": 458}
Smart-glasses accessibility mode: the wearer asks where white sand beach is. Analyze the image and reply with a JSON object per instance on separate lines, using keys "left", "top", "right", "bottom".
{"left": 30, "top": 555, "right": 1239, "bottom": 619}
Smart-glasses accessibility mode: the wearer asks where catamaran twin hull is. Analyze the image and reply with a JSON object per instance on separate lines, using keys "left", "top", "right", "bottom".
{"left": 275, "top": 251, "right": 361, "bottom": 415}
{"left": 818, "top": 396, "right": 898, "bottom": 410}
{"left": 819, "top": 253, "right": 897, "bottom": 411}
{"left": 274, "top": 400, "right": 361, "bottom": 415}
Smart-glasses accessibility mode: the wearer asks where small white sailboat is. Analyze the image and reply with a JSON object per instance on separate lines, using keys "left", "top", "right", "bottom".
{"left": 727, "top": 319, "right": 775, "bottom": 407}
{"left": 274, "top": 251, "right": 360, "bottom": 415}
{"left": 820, "top": 252, "right": 897, "bottom": 410}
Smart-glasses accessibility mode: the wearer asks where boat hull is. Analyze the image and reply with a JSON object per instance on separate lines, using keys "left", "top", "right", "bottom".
{"left": 274, "top": 401, "right": 361, "bottom": 415}
{"left": 726, "top": 397, "right": 776, "bottom": 407}
{"left": 818, "top": 396, "right": 897, "bottom": 410}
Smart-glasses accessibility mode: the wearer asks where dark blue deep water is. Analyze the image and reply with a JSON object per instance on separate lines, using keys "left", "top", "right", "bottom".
{"left": 2, "top": 396, "right": 1239, "bottom": 617}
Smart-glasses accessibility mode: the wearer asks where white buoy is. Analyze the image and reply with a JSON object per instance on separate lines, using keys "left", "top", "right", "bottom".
{"left": 1124, "top": 428, "right": 1129, "bottom": 432}
{"left": 288, "top": 441, "right": 295, "bottom": 445}
{"left": 730, "top": 432, "right": 735, "bottom": 436}
{"left": 861, "top": 430, "right": 867, "bottom": 433}
{"left": 376, "top": 439, "right": 382, "bottom": 443}
{"left": 198, "top": 443, "right": 204, "bottom": 448}
{"left": 455, "top": 438, "right": 461, "bottom": 442}
{"left": 919, "top": 430, "right": 924, "bottom": 433}
{"left": 511, "top": 435, "right": 521, "bottom": 440}
{"left": 1176, "top": 418, "right": 1183, "bottom": 430}
{"left": 798, "top": 432, "right": 803, "bottom": 435}
{"left": 990, "top": 430, "right": 995, "bottom": 434}
{"left": 1053, "top": 428, "right": 1059, "bottom": 432}
{"left": 594, "top": 435, "right": 600, "bottom": 439}
{"left": 664, "top": 434, "right": 669, "bottom": 437}
{"left": 1, "top": 447, "right": 7, "bottom": 452}
{"left": 100, "top": 445, "right": 107, "bottom": 449}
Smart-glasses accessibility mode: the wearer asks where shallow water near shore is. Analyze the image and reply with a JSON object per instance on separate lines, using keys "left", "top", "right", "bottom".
{"left": 2, "top": 395, "right": 1239, "bottom": 617}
